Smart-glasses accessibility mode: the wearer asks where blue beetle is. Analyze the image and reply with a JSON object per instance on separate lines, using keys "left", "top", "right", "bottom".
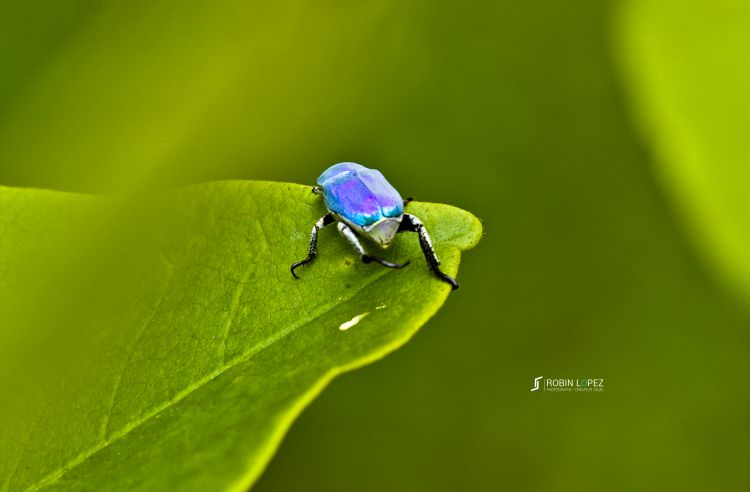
{"left": 291, "top": 162, "right": 458, "bottom": 290}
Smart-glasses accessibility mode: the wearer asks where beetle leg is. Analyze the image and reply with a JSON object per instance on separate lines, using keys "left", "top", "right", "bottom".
{"left": 398, "top": 213, "right": 459, "bottom": 290}
{"left": 403, "top": 197, "right": 413, "bottom": 207}
{"left": 337, "top": 222, "right": 410, "bottom": 269}
{"left": 291, "top": 213, "right": 335, "bottom": 279}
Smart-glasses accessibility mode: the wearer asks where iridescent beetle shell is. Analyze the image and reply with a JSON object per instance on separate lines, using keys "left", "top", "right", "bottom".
{"left": 317, "top": 162, "right": 404, "bottom": 247}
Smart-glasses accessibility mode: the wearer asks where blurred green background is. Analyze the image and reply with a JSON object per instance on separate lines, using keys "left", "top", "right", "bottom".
{"left": 2, "top": 0, "right": 749, "bottom": 490}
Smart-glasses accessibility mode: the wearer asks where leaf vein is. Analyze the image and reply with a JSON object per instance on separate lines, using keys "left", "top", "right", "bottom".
{"left": 99, "top": 261, "right": 175, "bottom": 441}
{"left": 26, "top": 267, "right": 391, "bottom": 492}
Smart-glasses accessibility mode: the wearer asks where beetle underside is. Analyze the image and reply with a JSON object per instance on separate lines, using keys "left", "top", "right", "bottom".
{"left": 359, "top": 216, "right": 402, "bottom": 248}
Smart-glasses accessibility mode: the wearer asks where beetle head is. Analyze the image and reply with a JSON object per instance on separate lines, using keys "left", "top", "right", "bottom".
{"left": 363, "top": 217, "right": 401, "bottom": 248}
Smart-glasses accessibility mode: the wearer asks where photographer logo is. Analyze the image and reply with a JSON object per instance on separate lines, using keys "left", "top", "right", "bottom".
{"left": 530, "top": 376, "right": 604, "bottom": 392}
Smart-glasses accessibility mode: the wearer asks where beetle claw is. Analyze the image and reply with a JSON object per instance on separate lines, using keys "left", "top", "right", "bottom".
{"left": 363, "top": 255, "right": 410, "bottom": 269}
{"left": 435, "top": 269, "right": 459, "bottom": 290}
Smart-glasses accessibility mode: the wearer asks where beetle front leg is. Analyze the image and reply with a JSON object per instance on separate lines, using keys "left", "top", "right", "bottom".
{"left": 398, "top": 213, "right": 459, "bottom": 290}
{"left": 337, "top": 222, "right": 410, "bottom": 269}
{"left": 291, "top": 213, "right": 335, "bottom": 279}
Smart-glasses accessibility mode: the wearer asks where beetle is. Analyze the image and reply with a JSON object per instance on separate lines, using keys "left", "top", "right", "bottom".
{"left": 290, "top": 162, "right": 459, "bottom": 290}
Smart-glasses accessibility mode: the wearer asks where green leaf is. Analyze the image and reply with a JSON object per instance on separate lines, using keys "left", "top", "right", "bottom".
{"left": 616, "top": 0, "right": 750, "bottom": 305}
{"left": 0, "top": 181, "right": 481, "bottom": 491}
